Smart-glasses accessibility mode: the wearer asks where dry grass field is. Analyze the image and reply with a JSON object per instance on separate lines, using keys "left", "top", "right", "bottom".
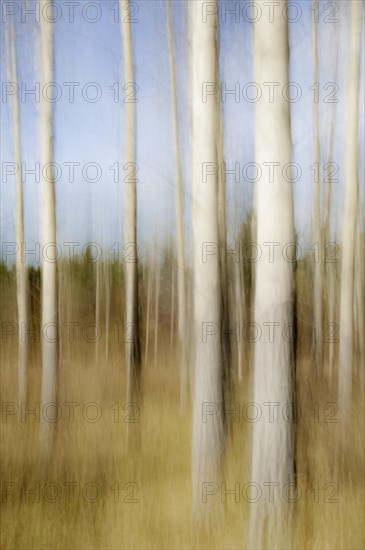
{"left": 1, "top": 331, "right": 364, "bottom": 549}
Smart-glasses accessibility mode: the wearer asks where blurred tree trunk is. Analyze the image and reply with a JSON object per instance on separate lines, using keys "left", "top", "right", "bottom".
{"left": 323, "top": 28, "right": 339, "bottom": 383}
{"left": 249, "top": 5, "right": 296, "bottom": 546}
{"left": 8, "top": 22, "right": 28, "bottom": 404}
{"left": 354, "top": 211, "right": 364, "bottom": 385}
{"left": 40, "top": 5, "right": 59, "bottom": 454}
{"left": 95, "top": 259, "right": 100, "bottom": 367}
{"left": 216, "top": 70, "right": 231, "bottom": 404}
{"left": 121, "top": 0, "right": 141, "bottom": 435}
{"left": 312, "top": 16, "right": 323, "bottom": 371}
{"left": 338, "top": 0, "right": 362, "bottom": 420}
{"left": 104, "top": 257, "right": 111, "bottom": 365}
{"left": 167, "top": 0, "right": 188, "bottom": 407}
{"left": 144, "top": 258, "right": 152, "bottom": 368}
{"left": 153, "top": 249, "right": 160, "bottom": 369}
{"left": 190, "top": 0, "right": 224, "bottom": 523}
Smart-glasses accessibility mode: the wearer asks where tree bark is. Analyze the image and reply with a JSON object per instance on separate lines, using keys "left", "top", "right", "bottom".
{"left": 190, "top": 0, "right": 224, "bottom": 523}
{"left": 167, "top": 0, "right": 188, "bottom": 408}
{"left": 8, "top": 22, "right": 28, "bottom": 405}
{"left": 249, "top": 5, "right": 296, "bottom": 545}
{"left": 40, "top": 4, "right": 59, "bottom": 454}
{"left": 120, "top": 0, "right": 141, "bottom": 432}
{"left": 338, "top": 0, "right": 362, "bottom": 420}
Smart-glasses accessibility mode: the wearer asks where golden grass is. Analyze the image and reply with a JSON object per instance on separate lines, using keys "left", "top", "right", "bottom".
{"left": 1, "top": 339, "right": 364, "bottom": 549}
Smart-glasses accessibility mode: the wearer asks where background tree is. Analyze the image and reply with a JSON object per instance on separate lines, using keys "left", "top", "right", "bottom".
{"left": 7, "top": 20, "right": 28, "bottom": 404}
{"left": 167, "top": 0, "right": 188, "bottom": 408}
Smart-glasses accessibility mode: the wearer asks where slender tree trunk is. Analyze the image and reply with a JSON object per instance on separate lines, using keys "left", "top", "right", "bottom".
{"left": 121, "top": 0, "right": 141, "bottom": 426}
{"left": 312, "top": 16, "right": 322, "bottom": 371}
{"left": 104, "top": 258, "right": 111, "bottom": 365}
{"left": 190, "top": 0, "right": 224, "bottom": 523}
{"left": 323, "top": 113, "right": 337, "bottom": 383}
{"left": 170, "top": 258, "right": 175, "bottom": 357}
{"left": 216, "top": 76, "right": 231, "bottom": 404}
{"left": 40, "top": 4, "right": 58, "bottom": 454}
{"left": 95, "top": 259, "right": 100, "bottom": 367}
{"left": 338, "top": 1, "right": 362, "bottom": 420}
{"left": 8, "top": 22, "right": 28, "bottom": 404}
{"left": 153, "top": 252, "right": 160, "bottom": 369}
{"left": 233, "top": 159, "right": 245, "bottom": 384}
{"left": 144, "top": 259, "right": 152, "bottom": 368}
{"left": 249, "top": 7, "right": 296, "bottom": 546}
{"left": 323, "top": 28, "right": 339, "bottom": 384}
{"left": 167, "top": 0, "right": 188, "bottom": 407}
{"left": 354, "top": 211, "right": 364, "bottom": 385}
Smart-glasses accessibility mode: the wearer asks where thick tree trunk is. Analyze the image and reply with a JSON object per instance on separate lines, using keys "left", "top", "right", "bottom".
{"left": 190, "top": 0, "right": 224, "bottom": 522}
{"left": 40, "top": 5, "right": 58, "bottom": 454}
{"left": 249, "top": 6, "right": 296, "bottom": 546}
{"left": 338, "top": 1, "right": 362, "bottom": 420}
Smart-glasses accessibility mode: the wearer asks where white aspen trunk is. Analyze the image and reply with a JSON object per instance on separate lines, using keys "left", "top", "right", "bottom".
{"left": 40, "top": 6, "right": 58, "bottom": 453}
{"left": 190, "top": 0, "right": 224, "bottom": 522}
{"left": 312, "top": 17, "right": 322, "bottom": 371}
{"left": 338, "top": 1, "right": 362, "bottom": 419}
{"left": 167, "top": 0, "right": 188, "bottom": 406}
{"left": 8, "top": 22, "right": 28, "bottom": 404}
{"left": 249, "top": 7, "right": 296, "bottom": 546}
{"left": 121, "top": 0, "right": 141, "bottom": 414}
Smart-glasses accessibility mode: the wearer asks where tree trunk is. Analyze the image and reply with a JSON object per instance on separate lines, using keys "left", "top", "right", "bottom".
{"left": 249, "top": 6, "right": 296, "bottom": 546}
{"left": 166, "top": 0, "right": 188, "bottom": 407}
{"left": 323, "top": 31, "right": 339, "bottom": 383}
{"left": 312, "top": 16, "right": 323, "bottom": 371}
{"left": 153, "top": 251, "right": 160, "bottom": 370}
{"left": 144, "top": 259, "right": 152, "bottom": 368}
{"left": 338, "top": 0, "right": 362, "bottom": 420}
{"left": 190, "top": 0, "right": 224, "bottom": 523}
{"left": 40, "top": 5, "right": 58, "bottom": 454}
{"left": 120, "top": 0, "right": 141, "bottom": 429}
{"left": 8, "top": 22, "right": 28, "bottom": 405}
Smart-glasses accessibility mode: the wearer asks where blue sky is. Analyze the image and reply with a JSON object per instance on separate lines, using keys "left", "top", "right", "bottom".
{"left": 1, "top": 0, "right": 364, "bottom": 265}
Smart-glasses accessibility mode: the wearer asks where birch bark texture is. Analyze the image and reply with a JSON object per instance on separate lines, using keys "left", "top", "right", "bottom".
{"left": 190, "top": 0, "right": 224, "bottom": 521}
{"left": 40, "top": 6, "right": 58, "bottom": 453}
{"left": 249, "top": 5, "right": 296, "bottom": 546}
{"left": 120, "top": 0, "right": 141, "bottom": 415}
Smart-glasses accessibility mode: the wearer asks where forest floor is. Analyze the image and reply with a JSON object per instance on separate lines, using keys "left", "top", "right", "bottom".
{"left": 1, "top": 342, "right": 364, "bottom": 549}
